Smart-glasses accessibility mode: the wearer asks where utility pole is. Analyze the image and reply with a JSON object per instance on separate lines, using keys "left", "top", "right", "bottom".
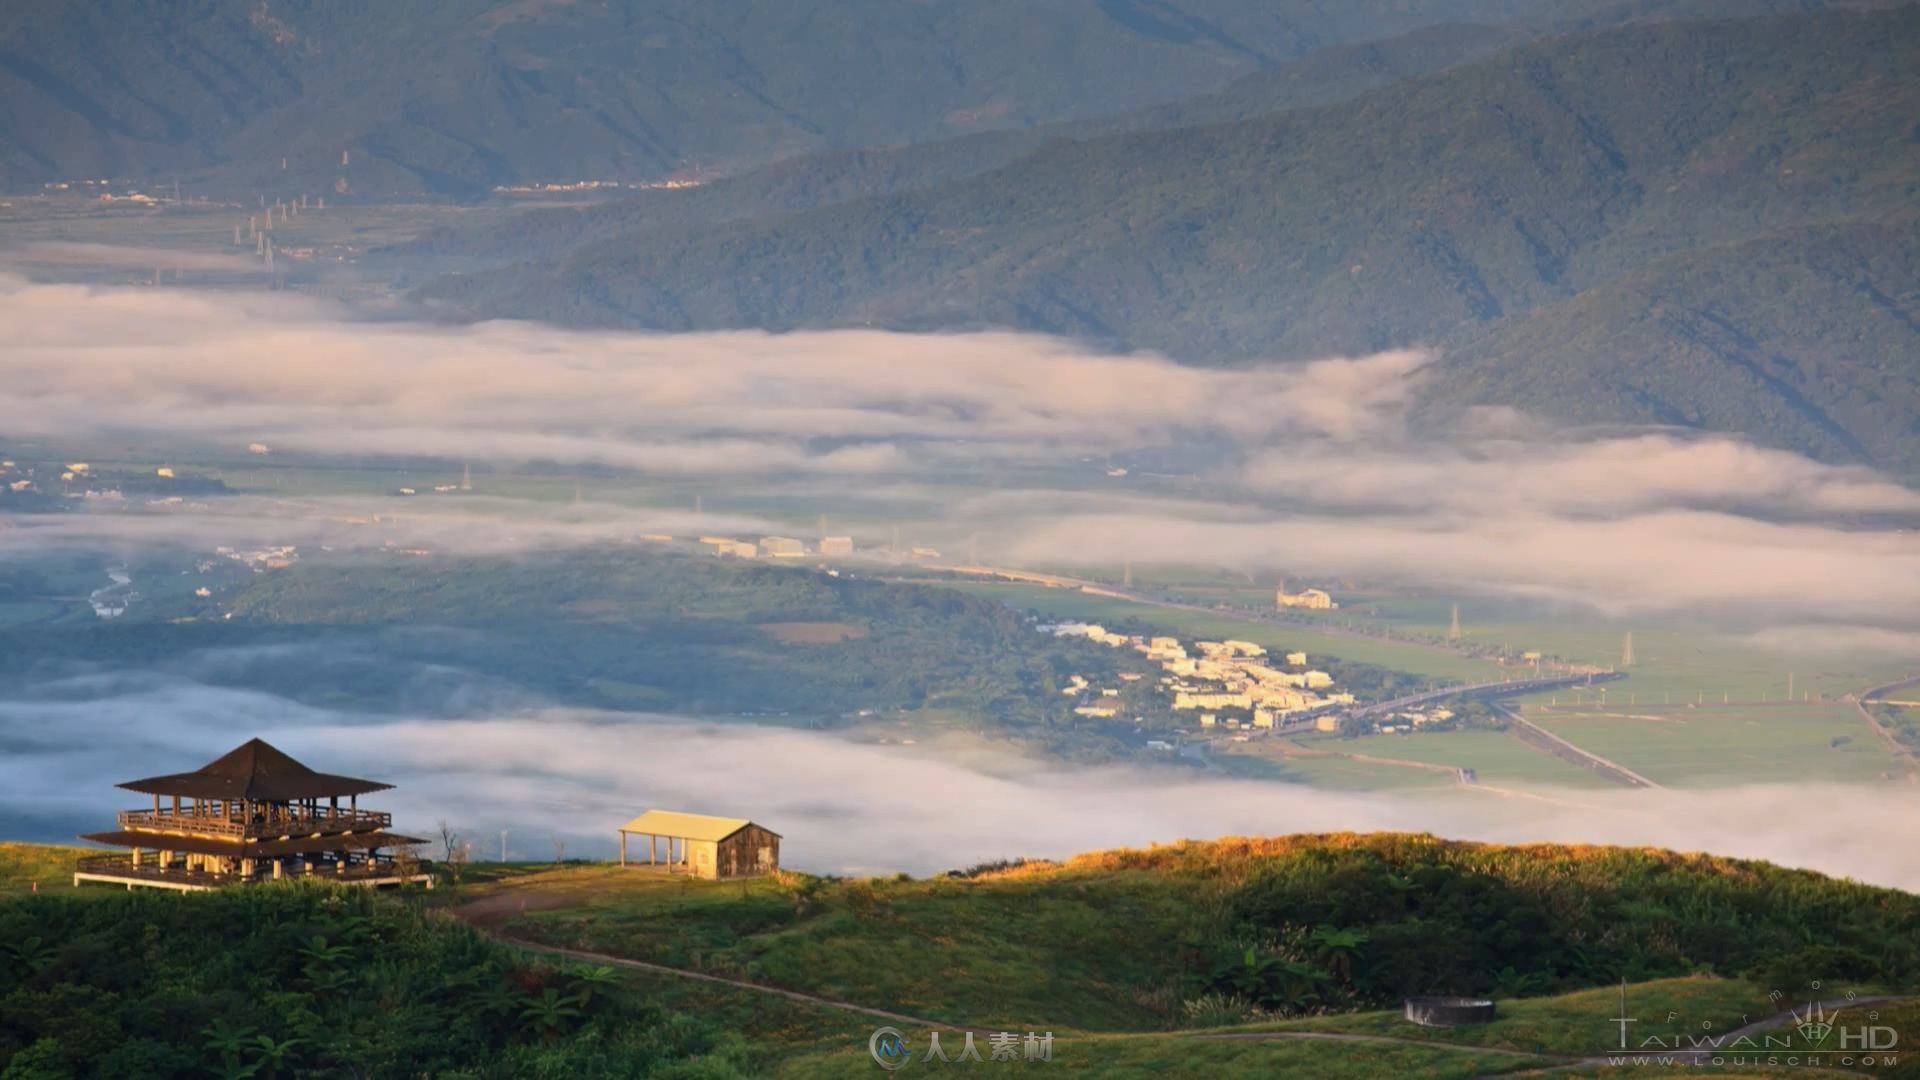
{"left": 1620, "top": 632, "right": 1634, "bottom": 668}
{"left": 500, "top": 831, "right": 508, "bottom": 862}
{"left": 461, "top": 461, "right": 472, "bottom": 491}
{"left": 1448, "top": 604, "right": 1461, "bottom": 641}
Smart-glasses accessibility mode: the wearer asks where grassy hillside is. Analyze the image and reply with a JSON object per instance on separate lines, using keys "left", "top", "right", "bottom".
{"left": 0, "top": 0, "right": 1637, "bottom": 196}
{"left": 457, "top": 833, "right": 1920, "bottom": 1034}
{"left": 427, "top": 6, "right": 1920, "bottom": 468}
{"left": 0, "top": 881, "right": 758, "bottom": 1077}
{"left": 9, "top": 837, "right": 1916, "bottom": 1077}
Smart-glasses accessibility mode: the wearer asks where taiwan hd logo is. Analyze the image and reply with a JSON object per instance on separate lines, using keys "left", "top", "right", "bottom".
{"left": 870, "top": 1026, "right": 913, "bottom": 1070}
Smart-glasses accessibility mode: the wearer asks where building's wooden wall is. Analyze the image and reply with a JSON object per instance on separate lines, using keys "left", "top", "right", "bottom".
{"left": 714, "top": 825, "right": 780, "bottom": 879}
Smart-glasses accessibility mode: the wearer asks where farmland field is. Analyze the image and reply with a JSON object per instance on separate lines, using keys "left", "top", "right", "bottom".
{"left": 1291, "top": 730, "right": 1619, "bottom": 791}
{"left": 1528, "top": 704, "right": 1909, "bottom": 786}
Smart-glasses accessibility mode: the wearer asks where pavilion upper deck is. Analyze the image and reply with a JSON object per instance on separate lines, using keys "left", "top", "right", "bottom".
{"left": 115, "top": 806, "right": 392, "bottom": 840}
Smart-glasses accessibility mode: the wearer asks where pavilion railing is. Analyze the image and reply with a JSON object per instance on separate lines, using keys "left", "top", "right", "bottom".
{"left": 116, "top": 807, "right": 393, "bottom": 839}
{"left": 76, "top": 853, "right": 432, "bottom": 886}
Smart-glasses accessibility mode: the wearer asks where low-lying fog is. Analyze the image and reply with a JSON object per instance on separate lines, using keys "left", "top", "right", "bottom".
{"left": 5, "top": 278, "right": 1920, "bottom": 891}
{"left": 5, "top": 667, "right": 1917, "bottom": 890}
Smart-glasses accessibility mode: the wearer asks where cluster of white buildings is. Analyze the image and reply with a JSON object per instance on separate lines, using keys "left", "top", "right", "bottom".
{"left": 1046, "top": 624, "right": 1355, "bottom": 731}
{"left": 686, "top": 534, "right": 861, "bottom": 560}
{"left": 1371, "top": 707, "right": 1455, "bottom": 735}
{"left": 216, "top": 545, "right": 298, "bottom": 571}
{"left": 1276, "top": 585, "right": 1338, "bottom": 610}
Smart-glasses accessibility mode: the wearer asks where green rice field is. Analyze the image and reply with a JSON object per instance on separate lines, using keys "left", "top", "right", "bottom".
{"left": 1528, "top": 704, "right": 1908, "bottom": 786}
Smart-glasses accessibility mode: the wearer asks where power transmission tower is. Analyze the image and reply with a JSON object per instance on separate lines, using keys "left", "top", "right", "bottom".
{"left": 500, "top": 831, "right": 508, "bottom": 862}
{"left": 1122, "top": 561, "right": 1133, "bottom": 588}
{"left": 1620, "top": 632, "right": 1634, "bottom": 668}
{"left": 1448, "top": 604, "right": 1462, "bottom": 641}
{"left": 461, "top": 462, "right": 472, "bottom": 491}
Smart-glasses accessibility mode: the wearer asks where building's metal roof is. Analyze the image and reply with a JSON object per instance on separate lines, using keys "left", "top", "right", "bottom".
{"left": 118, "top": 738, "right": 393, "bottom": 801}
{"left": 617, "top": 810, "right": 776, "bottom": 842}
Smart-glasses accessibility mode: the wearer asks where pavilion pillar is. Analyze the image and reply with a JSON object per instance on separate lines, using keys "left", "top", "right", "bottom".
{"left": 153, "top": 793, "right": 160, "bottom": 814}
{"left": 272, "top": 859, "right": 283, "bottom": 880}
{"left": 241, "top": 858, "right": 254, "bottom": 878}
{"left": 172, "top": 795, "right": 180, "bottom": 815}
{"left": 130, "top": 848, "right": 141, "bottom": 868}
{"left": 619, "top": 831, "right": 627, "bottom": 867}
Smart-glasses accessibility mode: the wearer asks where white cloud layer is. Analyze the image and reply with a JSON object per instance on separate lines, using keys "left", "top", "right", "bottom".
{"left": 4, "top": 679, "right": 1916, "bottom": 889}
{"left": 5, "top": 278, "right": 1919, "bottom": 632}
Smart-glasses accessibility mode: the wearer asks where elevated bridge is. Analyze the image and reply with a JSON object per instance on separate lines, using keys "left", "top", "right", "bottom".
{"left": 1350, "top": 671, "right": 1625, "bottom": 719}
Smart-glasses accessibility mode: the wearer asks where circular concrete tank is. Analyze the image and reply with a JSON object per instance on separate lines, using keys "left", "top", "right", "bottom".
{"left": 1404, "top": 997, "right": 1497, "bottom": 1026}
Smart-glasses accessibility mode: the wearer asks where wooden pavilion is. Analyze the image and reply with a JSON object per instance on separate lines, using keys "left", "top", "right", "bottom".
{"left": 74, "top": 737, "right": 432, "bottom": 891}
{"left": 617, "top": 810, "right": 779, "bottom": 880}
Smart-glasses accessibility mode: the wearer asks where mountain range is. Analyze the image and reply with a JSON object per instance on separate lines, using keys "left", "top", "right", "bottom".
{"left": 0, "top": 0, "right": 1666, "bottom": 196}
{"left": 417, "top": 5, "right": 1920, "bottom": 471}
{"left": 6, "top": 1, "right": 1915, "bottom": 472}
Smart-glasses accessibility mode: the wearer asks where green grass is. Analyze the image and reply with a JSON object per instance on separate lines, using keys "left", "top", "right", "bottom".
{"left": 459, "top": 864, "right": 1204, "bottom": 1033}
{"left": 0, "top": 843, "right": 89, "bottom": 894}
{"left": 1257, "top": 976, "right": 1779, "bottom": 1055}
{"left": 1291, "top": 730, "right": 1619, "bottom": 790}
{"left": 1250, "top": 751, "right": 1463, "bottom": 791}
{"left": 771, "top": 1029, "right": 1548, "bottom": 1079}
{"left": 0, "top": 600, "right": 66, "bottom": 627}
{"left": 1527, "top": 705, "right": 1910, "bottom": 786}
{"left": 1346, "top": 596, "right": 1905, "bottom": 704}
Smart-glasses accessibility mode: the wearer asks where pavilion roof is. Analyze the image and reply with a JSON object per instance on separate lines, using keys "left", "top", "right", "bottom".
{"left": 117, "top": 738, "right": 393, "bottom": 801}
{"left": 617, "top": 809, "right": 776, "bottom": 842}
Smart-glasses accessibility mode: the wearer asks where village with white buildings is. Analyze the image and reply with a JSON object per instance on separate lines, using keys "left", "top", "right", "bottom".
{"left": 1046, "top": 623, "right": 1353, "bottom": 732}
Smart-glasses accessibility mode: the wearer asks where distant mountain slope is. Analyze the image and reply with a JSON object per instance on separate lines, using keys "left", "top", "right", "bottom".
{"left": 423, "top": 7, "right": 1920, "bottom": 467}
{"left": 402, "top": 22, "right": 1531, "bottom": 259}
{"left": 0, "top": 0, "right": 1641, "bottom": 196}
{"left": 1425, "top": 220, "right": 1920, "bottom": 468}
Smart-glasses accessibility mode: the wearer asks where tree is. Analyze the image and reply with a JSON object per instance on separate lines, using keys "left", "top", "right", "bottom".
{"left": 1308, "top": 926, "right": 1370, "bottom": 984}
{"left": 439, "top": 820, "right": 469, "bottom": 884}
{"left": 202, "top": 1019, "right": 257, "bottom": 1078}
{"left": 566, "top": 965, "right": 620, "bottom": 1010}
{"left": 246, "top": 1035, "right": 303, "bottom": 1080}
{"left": 519, "top": 988, "right": 583, "bottom": 1042}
